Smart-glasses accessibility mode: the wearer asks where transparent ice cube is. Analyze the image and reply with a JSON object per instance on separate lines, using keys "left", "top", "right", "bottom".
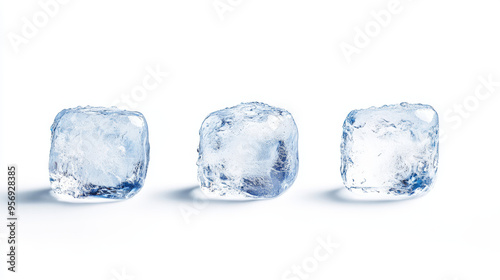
{"left": 197, "top": 102, "right": 299, "bottom": 199}
{"left": 49, "top": 106, "right": 150, "bottom": 201}
{"left": 341, "top": 102, "right": 439, "bottom": 197}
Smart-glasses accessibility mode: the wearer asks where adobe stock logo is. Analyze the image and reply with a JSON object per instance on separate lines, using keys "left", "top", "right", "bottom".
{"left": 441, "top": 74, "right": 500, "bottom": 143}
{"left": 213, "top": 0, "right": 243, "bottom": 21}
{"left": 109, "top": 267, "right": 134, "bottom": 280}
{"left": 282, "top": 235, "right": 340, "bottom": 280}
{"left": 340, "top": 0, "right": 409, "bottom": 63}
{"left": 111, "top": 64, "right": 169, "bottom": 110}
{"left": 7, "top": 0, "right": 70, "bottom": 54}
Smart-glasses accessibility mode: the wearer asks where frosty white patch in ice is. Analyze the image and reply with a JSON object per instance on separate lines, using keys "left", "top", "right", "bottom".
{"left": 341, "top": 102, "right": 439, "bottom": 198}
{"left": 49, "top": 106, "right": 150, "bottom": 202}
{"left": 197, "top": 102, "right": 299, "bottom": 199}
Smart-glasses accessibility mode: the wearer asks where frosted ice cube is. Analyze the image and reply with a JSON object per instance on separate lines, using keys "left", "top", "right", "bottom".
{"left": 341, "top": 102, "right": 439, "bottom": 197}
{"left": 49, "top": 106, "right": 150, "bottom": 201}
{"left": 197, "top": 102, "right": 299, "bottom": 199}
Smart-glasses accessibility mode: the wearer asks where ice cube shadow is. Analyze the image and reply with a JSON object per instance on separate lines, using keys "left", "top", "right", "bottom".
{"left": 17, "top": 187, "right": 121, "bottom": 205}
{"left": 165, "top": 185, "right": 259, "bottom": 204}
{"left": 16, "top": 187, "right": 55, "bottom": 204}
{"left": 322, "top": 186, "right": 413, "bottom": 204}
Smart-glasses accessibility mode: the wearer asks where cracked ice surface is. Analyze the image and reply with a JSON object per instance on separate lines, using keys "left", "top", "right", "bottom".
{"left": 49, "top": 106, "right": 150, "bottom": 201}
{"left": 341, "top": 102, "right": 439, "bottom": 197}
{"left": 197, "top": 102, "right": 299, "bottom": 199}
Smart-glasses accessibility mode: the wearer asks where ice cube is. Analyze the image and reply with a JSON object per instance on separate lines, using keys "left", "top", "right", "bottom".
{"left": 197, "top": 102, "right": 299, "bottom": 199}
{"left": 341, "top": 102, "right": 439, "bottom": 197}
{"left": 49, "top": 106, "right": 150, "bottom": 201}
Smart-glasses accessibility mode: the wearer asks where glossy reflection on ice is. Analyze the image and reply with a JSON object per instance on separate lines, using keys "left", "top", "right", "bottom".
{"left": 341, "top": 102, "right": 439, "bottom": 198}
{"left": 197, "top": 102, "right": 299, "bottom": 199}
{"left": 49, "top": 106, "right": 150, "bottom": 202}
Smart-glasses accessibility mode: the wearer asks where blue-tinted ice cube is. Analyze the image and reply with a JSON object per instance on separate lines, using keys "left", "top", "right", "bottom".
{"left": 49, "top": 106, "right": 150, "bottom": 201}
{"left": 197, "top": 102, "right": 299, "bottom": 199}
{"left": 341, "top": 102, "right": 439, "bottom": 197}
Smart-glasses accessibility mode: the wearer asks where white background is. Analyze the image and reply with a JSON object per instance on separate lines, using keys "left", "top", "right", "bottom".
{"left": 1, "top": 0, "right": 499, "bottom": 279}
